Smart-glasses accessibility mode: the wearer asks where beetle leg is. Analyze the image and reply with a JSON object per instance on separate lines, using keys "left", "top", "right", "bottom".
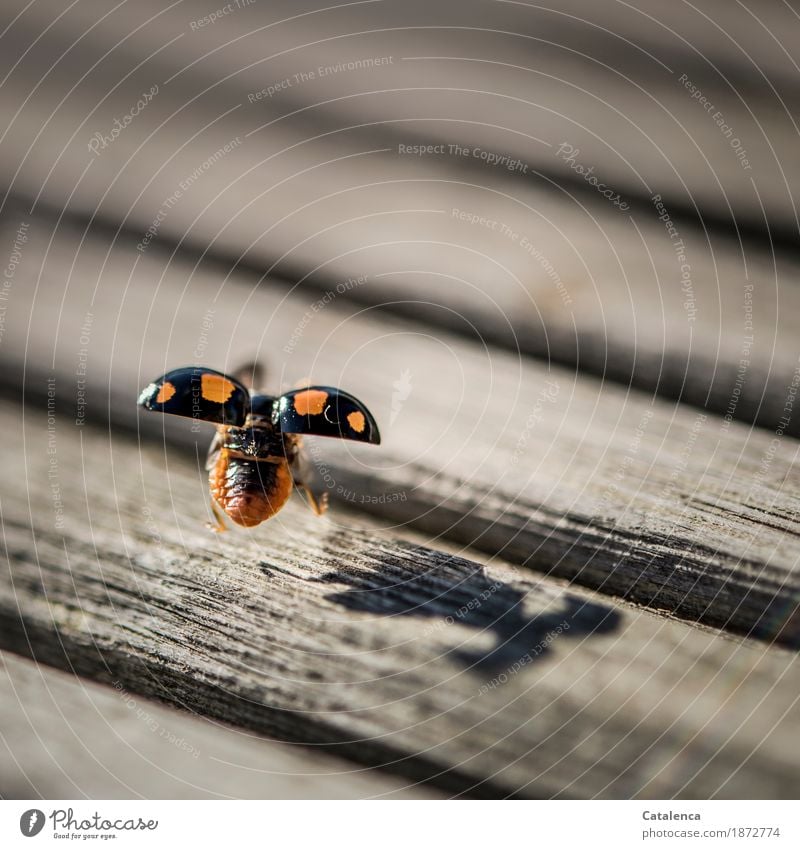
{"left": 206, "top": 499, "right": 228, "bottom": 533}
{"left": 287, "top": 434, "right": 329, "bottom": 516}
{"left": 304, "top": 486, "right": 330, "bottom": 517}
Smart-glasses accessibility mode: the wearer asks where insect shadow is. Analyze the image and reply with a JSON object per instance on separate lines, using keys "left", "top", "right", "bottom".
{"left": 318, "top": 543, "right": 621, "bottom": 672}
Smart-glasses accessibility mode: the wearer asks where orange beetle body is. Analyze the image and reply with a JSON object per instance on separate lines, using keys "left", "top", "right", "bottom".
{"left": 138, "top": 366, "right": 380, "bottom": 531}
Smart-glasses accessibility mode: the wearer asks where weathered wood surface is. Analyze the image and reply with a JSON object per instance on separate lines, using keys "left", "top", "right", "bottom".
{"left": 1, "top": 0, "right": 800, "bottom": 433}
{"left": 3, "top": 214, "right": 800, "bottom": 646}
{"left": 2, "top": 4, "right": 799, "bottom": 800}
{"left": 1, "top": 402, "right": 799, "bottom": 799}
{"left": 0, "top": 651, "right": 434, "bottom": 799}
{"left": 2, "top": 0, "right": 798, "bottom": 233}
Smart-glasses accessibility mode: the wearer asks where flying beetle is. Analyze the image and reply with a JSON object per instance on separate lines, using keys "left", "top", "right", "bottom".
{"left": 137, "top": 363, "right": 380, "bottom": 531}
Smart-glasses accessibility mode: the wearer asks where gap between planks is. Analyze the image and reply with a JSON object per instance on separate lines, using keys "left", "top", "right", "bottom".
{"left": 2, "top": 2, "right": 800, "bottom": 435}
{"left": 0, "top": 401, "right": 799, "bottom": 798}
{"left": 0, "top": 650, "right": 437, "bottom": 799}
{"left": 2, "top": 214, "right": 800, "bottom": 647}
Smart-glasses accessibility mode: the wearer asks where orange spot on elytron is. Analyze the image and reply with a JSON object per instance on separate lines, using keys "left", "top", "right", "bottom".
{"left": 294, "top": 389, "right": 328, "bottom": 416}
{"left": 347, "top": 411, "right": 365, "bottom": 433}
{"left": 155, "top": 382, "right": 176, "bottom": 403}
{"left": 201, "top": 373, "right": 236, "bottom": 404}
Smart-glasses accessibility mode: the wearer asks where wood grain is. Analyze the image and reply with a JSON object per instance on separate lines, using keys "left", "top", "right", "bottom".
{"left": 0, "top": 651, "right": 436, "bottom": 799}
{"left": 1, "top": 400, "right": 799, "bottom": 799}
{"left": 2, "top": 214, "right": 800, "bottom": 648}
{"left": 2, "top": 0, "right": 798, "bottom": 231}
{"left": 2, "top": 1, "right": 799, "bottom": 804}
{"left": 1, "top": 0, "right": 799, "bottom": 432}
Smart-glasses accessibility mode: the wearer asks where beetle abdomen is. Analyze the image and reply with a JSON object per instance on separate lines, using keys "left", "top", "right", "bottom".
{"left": 209, "top": 448, "right": 292, "bottom": 527}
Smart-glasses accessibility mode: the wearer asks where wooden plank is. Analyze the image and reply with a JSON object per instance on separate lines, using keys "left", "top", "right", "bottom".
{"left": 1, "top": 0, "right": 798, "bottom": 234}
{"left": 2, "top": 7, "right": 799, "bottom": 434}
{"left": 1, "top": 400, "right": 799, "bottom": 798}
{"left": 2, "top": 213, "right": 799, "bottom": 647}
{"left": 0, "top": 651, "right": 435, "bottom": 799}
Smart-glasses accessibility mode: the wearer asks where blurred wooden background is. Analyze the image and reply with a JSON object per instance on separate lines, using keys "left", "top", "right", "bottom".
{"left": 1, "top": 0, "right": 799, "bottom": 799}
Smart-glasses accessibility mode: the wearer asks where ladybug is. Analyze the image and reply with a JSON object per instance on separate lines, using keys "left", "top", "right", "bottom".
{"left": 138, "top": 363, "right": 380, "bottom": 531}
